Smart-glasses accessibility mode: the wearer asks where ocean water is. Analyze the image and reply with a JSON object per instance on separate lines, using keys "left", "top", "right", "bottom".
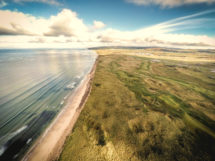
{"left": 0, "top": 49, "right": 97, "bottom": 160}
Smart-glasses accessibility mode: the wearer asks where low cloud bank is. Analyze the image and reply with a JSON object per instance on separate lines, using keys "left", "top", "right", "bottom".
{"left": 0, "top": 9, "right": 214, "bottom": 49}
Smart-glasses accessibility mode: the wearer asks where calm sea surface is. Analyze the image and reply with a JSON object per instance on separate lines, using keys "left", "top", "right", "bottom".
{"left": 0, "top": 49, "right": 97, "bottom": 160}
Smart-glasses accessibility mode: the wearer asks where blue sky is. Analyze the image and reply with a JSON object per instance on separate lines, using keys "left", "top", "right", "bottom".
{"left": 0, "top": 0, "right": 215, "bottom": 48}
{"left": 3, "top": 0, "right": 215, "bottom": 33}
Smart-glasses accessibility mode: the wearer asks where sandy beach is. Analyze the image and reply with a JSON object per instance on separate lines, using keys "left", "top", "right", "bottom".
{"left": 22, "top": 58, "right": 97, "bottom": 161}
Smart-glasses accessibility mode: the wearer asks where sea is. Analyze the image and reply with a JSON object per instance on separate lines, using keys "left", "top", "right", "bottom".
{"left": 0, "top": 49, "right": 97, "bottom": 160}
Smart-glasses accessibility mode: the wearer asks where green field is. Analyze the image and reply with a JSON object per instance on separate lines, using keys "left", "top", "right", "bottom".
{"left": 59, "top": 49, "right": 215, "bottom": 161}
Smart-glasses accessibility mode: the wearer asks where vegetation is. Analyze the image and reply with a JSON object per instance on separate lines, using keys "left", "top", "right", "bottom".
{"left": 59, "top": 49, "right": 215, "bottom": 161}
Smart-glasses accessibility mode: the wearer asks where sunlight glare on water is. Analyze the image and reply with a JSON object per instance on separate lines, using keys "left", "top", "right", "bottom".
{"left": 0, "top": 49, "right": 97, "bottom": 160}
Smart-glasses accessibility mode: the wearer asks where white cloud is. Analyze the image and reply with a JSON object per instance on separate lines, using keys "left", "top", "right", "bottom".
{"left": 96, "top": 9, "right": 215, "bottom": 48}
{"left": 93, "top": 21, "right": 106, "bottom": 29}
{"left": 14, "top": 0, "right": 60, "bottom": 5}
{"left": 0, "top": 10, "right": 48, "bottom": 35}
{"left": 0, "top": 9, "right": 92, "bottom": 39}
{"left": 0, "top": 9, "right": 106, "bottom": 48}
{"left": 126, "top": 0, "right": 215, "bottom": 8}
{"left": 28, "top": 37, "right": 46, "bottom": 43}
{"left": 0, "top": 9, "right": 214, "bottom": 49}
{"left": 44, "top": 9, "right": 89, "bottom": 40}
{"left": 0, "top": 0, "right": 7, "bottom": 8}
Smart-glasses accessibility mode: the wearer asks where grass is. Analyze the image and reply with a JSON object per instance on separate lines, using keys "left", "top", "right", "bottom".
{"left": 59, "top": 49, "right": 215, "bottom": 161}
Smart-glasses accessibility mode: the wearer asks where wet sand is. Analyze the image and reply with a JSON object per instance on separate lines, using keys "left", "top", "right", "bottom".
{"left": 22, "top": 58, "right": 97, "bottom": 161}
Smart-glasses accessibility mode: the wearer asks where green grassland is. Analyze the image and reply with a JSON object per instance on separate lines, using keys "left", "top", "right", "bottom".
{"left": 59, "top": 50, "right": 215, "bottom": 161}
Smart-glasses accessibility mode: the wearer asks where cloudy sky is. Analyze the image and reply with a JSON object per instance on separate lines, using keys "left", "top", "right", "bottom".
{"left": 0, "top": 0, "right": 215, "bottom": 49}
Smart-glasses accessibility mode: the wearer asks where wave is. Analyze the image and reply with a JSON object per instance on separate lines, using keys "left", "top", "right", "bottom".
{"left": 26, "top": 138, "right": 32, "bottom": 145}
{"left": 0, "top": 146, "right": 6, "bottom": 156}
{"left": 75, "top": 75, "right": 81, "bottom": 79}
{"left": 65, "top": 82, "right": 77, "bottom": 90}
{"left": 60, "top": 100, "right": 64, "bottom": 105}
{"left": 0, "top": 125, "right": 27, "bottom": 156}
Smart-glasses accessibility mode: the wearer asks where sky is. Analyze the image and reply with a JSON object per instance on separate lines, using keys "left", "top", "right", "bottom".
{"left": 0, "top": 0, "right": 215, "bottom": 49}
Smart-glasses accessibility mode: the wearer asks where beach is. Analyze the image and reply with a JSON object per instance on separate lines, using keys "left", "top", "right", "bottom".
{"left": 22, "top": 57, "right": 97, "bottom": 161}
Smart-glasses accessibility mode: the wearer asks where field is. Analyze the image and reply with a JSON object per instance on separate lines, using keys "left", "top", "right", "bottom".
{"left": 59, "top": 48, "right": 215, "bottom": 161}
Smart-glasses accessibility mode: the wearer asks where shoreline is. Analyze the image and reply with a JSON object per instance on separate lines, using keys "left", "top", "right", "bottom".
{"left": 22, "top": 57, "right": 98, "bottom": 161}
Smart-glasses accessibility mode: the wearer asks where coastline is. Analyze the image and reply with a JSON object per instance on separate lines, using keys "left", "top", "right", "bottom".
{"left": 22, "top": 56, "right": 98, "bottom": 161}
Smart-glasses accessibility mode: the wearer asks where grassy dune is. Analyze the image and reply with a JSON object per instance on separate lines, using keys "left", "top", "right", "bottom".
{"left": 59, "top": 49, "right": 215, "bottom": 161}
